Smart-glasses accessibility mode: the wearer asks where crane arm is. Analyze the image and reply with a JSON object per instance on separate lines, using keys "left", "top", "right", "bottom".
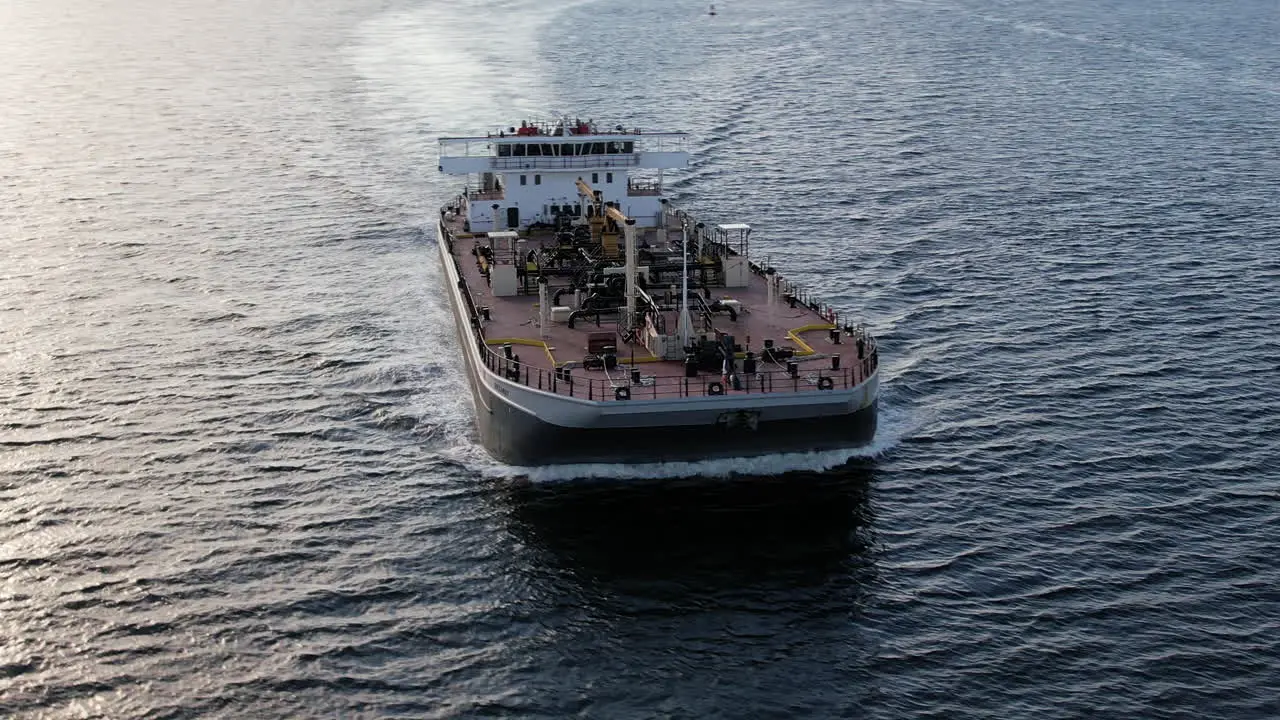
{"left": 576, "top": 177, "right": 629, "bottom": 224}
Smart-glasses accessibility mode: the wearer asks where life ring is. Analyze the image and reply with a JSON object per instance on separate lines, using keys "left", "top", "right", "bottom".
{"left": 817, "top": 376, "right": 834, "bottom": 391}
{"left": 615, "top": 386, "right": 631, "bottom": 401}
{"left": 708, "top": 381, "right": 725, "bottom": 396}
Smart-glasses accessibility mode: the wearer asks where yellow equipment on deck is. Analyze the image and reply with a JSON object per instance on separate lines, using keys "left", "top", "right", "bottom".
{"left": 576, "top": 177, "right": 629, "bottom": 258}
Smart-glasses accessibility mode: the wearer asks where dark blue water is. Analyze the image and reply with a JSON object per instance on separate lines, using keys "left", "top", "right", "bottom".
{"left": 3, "top": 0, "right": 1278, "bottom": 716}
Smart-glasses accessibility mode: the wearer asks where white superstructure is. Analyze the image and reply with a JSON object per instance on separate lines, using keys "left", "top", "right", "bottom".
{"left": 437, "top": 117, "right": 690, "bottom": 232}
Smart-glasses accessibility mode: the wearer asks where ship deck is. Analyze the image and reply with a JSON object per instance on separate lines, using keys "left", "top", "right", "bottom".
{"left": 440, "top": 210, "right": 878, "bottom": 402}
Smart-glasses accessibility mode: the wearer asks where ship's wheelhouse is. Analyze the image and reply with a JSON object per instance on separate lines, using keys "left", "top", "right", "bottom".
{"left": 438, "top": 119, "right": 689, "bottom": 232}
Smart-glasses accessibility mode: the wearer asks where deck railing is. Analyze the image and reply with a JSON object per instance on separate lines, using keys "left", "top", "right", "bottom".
{"left": 490, "top": 155, "right": 640, "bottom": 171}
{"left": 441, "top": 213, "right": 881, "bottom": 404}
{"left": 627, "top": 179, "right": 662, "bottom": 196}
{"left": 662, "top": 204, "right": 864, "bottom": 336}
{"left": 475, "top": 336, "right": 878, "bottom": 402}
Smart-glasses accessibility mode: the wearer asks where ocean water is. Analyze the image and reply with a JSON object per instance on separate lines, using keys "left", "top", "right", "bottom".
{"left": 2, "top": 0, "right": 1279, "bottom": 716}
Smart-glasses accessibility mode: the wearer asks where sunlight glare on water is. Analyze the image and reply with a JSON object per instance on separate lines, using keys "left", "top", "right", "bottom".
{"left": 1, "top": 0, "right": 1278, "bottom": 717}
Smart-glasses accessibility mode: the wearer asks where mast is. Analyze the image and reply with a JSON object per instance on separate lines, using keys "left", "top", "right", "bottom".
{"left": 678, "top": 222, "right": 692, "bottom": 349}
{"left": 624, "top": 218, "right": 638, "bottom": 332}
{"left": 538, "top": 276, "right": 550, "bottom": 338}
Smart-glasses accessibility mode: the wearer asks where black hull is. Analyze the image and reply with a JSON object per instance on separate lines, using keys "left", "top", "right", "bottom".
{"left": 456, "top": 326, "right": 875, "bottom": 468}
{"left": 478, "top": 380, "right": 877, "bottom": 466}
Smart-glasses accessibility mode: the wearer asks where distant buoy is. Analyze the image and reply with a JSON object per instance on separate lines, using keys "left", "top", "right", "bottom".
{"left": 709, "top": 4, "right": 716, "bottom": 15}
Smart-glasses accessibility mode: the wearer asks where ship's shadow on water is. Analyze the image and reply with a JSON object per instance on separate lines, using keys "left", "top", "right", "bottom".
{"left": 502, "top": 461, "right": 879, "bottom": 595}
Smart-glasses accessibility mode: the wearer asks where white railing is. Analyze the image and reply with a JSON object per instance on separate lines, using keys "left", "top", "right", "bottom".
{"left": 627, "top": 179, "right": 662, "bottom": 196}
{"left": 490, "top": 155, "right": 641, "bottom": 171}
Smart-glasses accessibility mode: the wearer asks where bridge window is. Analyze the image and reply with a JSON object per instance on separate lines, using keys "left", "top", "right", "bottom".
{"left": 514, "top": 144, "right": 526, "bottom": 156}
{"left": 497, "top": 144, "right": 511, "bottom": 157}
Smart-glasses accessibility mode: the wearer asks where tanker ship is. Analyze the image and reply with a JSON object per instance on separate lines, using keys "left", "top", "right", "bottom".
{"left": 435, "top": 117, "right": 879, "bottom": 465}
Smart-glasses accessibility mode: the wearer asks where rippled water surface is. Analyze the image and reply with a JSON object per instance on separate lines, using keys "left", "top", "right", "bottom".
{"left": 3, "top": 0, "right": 1279, "bottom": 716}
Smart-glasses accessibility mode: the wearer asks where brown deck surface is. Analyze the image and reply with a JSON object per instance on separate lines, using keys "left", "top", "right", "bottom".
{"left": 442, "top": 212, "right": 877, "bottom": 401}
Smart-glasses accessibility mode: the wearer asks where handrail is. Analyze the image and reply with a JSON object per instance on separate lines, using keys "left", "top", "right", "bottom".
{"left": 473, "top": 332, "right": 878, "bottom": 403}
{"left": 442, "top": 204, "right": 882, "bottom": 404}
{"left": 661, "top": 201, "right": 873, "bottom": 341}
{"left": 491, "top": 155, "right": 640, "bottom": 171}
